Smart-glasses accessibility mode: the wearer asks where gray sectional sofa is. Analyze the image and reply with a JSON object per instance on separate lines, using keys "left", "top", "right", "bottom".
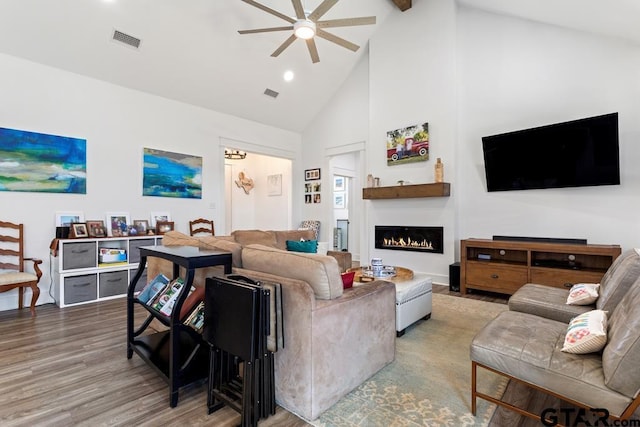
{"left": 470, "top": 248, "right": 640, "bottom": 423}
{"left": 146, "top": 230, "right": 396, "bottom": 421}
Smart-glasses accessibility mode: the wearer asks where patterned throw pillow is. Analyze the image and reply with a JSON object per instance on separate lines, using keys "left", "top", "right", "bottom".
{"left": 566, "top": 283, "right": 600, "bottom": 305}
{"left": 562, "top": 309, "right": 608, "bottom": 354}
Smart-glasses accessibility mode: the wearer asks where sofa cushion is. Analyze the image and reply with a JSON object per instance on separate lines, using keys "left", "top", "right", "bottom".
{"left": 602, "top": 277, "right": 640, "bottom": 398}
{"left": 596, "top": 248, "right": 640, "bottom": 312}
{"left": 566, "top": 283, "right": 600, "bottom": 305}
{"left": 508, "top": 283, "right": 591, "bottom": 323}
{"left": 561, "top": 310, "right": 608, "bottom": 354}
{"left": 274, "top": 229, "right": 315, "bottom": 250}
{"left": 241, "top": 244, "right": 343, "bottom": 300}
{"left": 286, "top": 239, "right": 318, "bottom": 253}
{"left": 161, "top": 231, "right": 243, "bottom": 267}
{"left": 232, "top": 230, "right": 278, "bottom": 248}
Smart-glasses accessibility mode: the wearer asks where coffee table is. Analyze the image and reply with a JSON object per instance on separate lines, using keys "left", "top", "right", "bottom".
{"left": 347, "top": 266, "right": 414, "bottom": 283}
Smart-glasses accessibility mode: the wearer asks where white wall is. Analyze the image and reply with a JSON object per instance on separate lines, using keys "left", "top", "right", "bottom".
{"left": 366, "top": 0, "right": 458, "bottom": 284}
{"left": 303, "top": 0, "right": 458, "bottom": 283}
{"left": 0, "top": 53, "right": 301, "bottom": 311}
{"left": 301, "top": 45, "right": 370, "bottom": 252}
{"left": 456, "top": 7, "right": 640, "bottom": 253}
{"left": 304, "top": 1, "right": 640, "bottom": 284}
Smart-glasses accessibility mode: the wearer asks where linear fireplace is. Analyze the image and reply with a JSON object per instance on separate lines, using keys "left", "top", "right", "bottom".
{"left": 375, "top": 226, "right": 444, "bottom": 254}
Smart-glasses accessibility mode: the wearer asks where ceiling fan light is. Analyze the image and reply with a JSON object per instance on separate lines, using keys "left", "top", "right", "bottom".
{"left": 294, "top": 20, "right": 316, "bottom": 39}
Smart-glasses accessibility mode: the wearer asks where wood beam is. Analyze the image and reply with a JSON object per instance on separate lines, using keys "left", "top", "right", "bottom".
{"left": 392, "top": 0, "right": 412, "bottom": 11}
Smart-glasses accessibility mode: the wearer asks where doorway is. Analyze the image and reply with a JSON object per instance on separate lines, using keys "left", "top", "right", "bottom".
{"left": 328, "top": 150, "right": 361, "bottom": 263}
{"left": 223, "top": 148, "right": 292, "bottom": 234}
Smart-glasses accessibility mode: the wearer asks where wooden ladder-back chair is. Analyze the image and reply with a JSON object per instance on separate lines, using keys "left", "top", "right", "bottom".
{"left": 0, "top": 221, "right": 42, "bottom": 316}
{"left": 189, "top": 218, "right": 215, "bottom": 236}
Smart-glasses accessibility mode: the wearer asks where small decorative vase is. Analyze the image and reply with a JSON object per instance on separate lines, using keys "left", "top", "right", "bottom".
{"left": 435, "top": 158, "right": 444, "bottom": 183}
{"left": 367, "top": 174, "right": 374, "bottom": 188}
{"left": 371, "top": 257, "right": 383, "bottom": 277}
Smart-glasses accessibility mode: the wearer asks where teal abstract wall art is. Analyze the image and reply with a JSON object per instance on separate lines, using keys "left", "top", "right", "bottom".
{"left": 0, "top": 127, "right": 87, "bottom": 193}
{"left": 143, "top": 148, "right": 202, "bottom": 199}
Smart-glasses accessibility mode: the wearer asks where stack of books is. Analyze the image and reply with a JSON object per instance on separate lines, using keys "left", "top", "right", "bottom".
{"left": 136, "top": 273, "right": 204, "bottom": 328}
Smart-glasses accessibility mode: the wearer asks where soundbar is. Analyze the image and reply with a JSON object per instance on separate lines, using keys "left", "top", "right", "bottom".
{"left": 492, "top": 235, "right": 587, "bottom": 245}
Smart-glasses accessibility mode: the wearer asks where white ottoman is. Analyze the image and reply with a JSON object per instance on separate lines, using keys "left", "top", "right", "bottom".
{"left": 393, "top": 273, "right": 432, "bottom": 337}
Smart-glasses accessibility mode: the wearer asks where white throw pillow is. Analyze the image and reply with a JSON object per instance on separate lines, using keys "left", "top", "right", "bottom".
{"left": 566, "top": 283, "right": 600, "bottom": 305}
{"left": 317, "top": 241, "right": 329, "bottom": 255}
{"left": 562, "top": 309, "right": 608, "bottom": 354}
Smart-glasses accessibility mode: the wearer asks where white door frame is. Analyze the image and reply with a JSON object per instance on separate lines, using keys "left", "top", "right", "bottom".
{"left": 325, "top": 141, "right": 365, "bottom": 263}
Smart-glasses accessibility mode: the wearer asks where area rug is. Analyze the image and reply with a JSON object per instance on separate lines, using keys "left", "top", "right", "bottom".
{"left": 311, "top": 293, "right": 509, "bottom": 427}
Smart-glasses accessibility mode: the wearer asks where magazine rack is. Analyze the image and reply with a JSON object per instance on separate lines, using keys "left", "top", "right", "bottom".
{"left": 204, "top": 275, "right": 281, "bottom": 426}
{"left": 126, "top": 245, "right": 232, "bottom": 407}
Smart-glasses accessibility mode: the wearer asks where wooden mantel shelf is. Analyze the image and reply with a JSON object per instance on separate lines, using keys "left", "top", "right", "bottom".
{"left": 392, "top": 0, "right": 412, "bottom": 12}
{"left": 363, "top": 182, "right": 450, "bottom": 199}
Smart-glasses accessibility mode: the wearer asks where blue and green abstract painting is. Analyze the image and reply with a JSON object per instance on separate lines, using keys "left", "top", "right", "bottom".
{"left": 143, "top": 148, "right": 202, "bottom": 199}
{"left": 0, "top": 127, "right": 86, "bottom": 193}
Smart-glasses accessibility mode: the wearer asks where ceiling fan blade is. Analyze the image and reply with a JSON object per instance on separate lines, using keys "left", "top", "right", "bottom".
{"left": 240, "top": 0, "right": 295, "bottom": 24}
{"left": 306, "top": 38, "right": 320, "bottom": 63}
{"left": 271, "top": 34, "right": 297, "bottom": 57}
{"left": 317, "top": 16, "right": 376, "bottom": 28}
{"left": 316, "top": 29, "right": 359, "bottom": 52}
{"left": 291, "top": 0, "right": 306, "bottom": 20}
{"left": 308, "top": 0, "right": 338, "bottom": 22}
{"left": 238, "top": 26, "right": 293, "bottom": 34}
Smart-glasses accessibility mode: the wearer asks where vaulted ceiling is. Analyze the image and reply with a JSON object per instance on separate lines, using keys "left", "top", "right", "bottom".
{"left": 0, "top": 1, "right": 638, "bottom": 133}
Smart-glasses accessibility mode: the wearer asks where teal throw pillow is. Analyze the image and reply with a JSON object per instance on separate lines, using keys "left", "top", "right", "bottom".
{"left": 286, "top": 239, "right": 318, "bottom": 253}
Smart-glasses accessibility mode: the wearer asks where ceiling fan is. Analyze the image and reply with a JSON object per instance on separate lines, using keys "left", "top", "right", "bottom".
{"left": 238, "top": 0, "right": 376, "bottom": 64}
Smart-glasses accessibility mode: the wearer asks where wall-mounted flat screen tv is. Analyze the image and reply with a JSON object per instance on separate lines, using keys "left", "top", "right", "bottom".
{"left": 482, "top": 113, "right": 620, "bottom": 192}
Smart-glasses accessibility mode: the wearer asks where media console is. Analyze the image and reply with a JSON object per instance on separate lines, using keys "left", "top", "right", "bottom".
{"left": 460, "top": 238, "right": 621, "bottom": 295}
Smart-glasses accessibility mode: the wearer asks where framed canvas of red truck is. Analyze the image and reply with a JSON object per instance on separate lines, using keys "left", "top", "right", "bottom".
{"left": 386, "top": 122, "right": 429, "bottom": 165}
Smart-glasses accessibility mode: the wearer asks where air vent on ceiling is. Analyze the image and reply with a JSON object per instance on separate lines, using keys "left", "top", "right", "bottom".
{"left": 112, "top": 29, "right": 141, "bottom": 49}
{"left": 264, "top": 88, "right": 279, "bottom": 98}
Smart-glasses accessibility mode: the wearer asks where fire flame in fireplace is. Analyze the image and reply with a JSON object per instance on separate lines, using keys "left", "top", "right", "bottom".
{"left": 382, "top": 237, "right": 434, "bottom": 250}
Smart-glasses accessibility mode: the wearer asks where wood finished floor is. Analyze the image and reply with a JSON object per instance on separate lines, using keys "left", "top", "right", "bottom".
{"left": 432, "top": 283, "right": 509, "bottom": 304}
{"left": 0, "top": 300, "right": 310, "bottom": 427}
{"left": 0, "top": 286, "right": 507, "bottom": 426}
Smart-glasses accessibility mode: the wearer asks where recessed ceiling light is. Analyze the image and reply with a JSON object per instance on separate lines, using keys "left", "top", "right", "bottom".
{"left": 283, "top": 70, "right": 294, "bottom": 82}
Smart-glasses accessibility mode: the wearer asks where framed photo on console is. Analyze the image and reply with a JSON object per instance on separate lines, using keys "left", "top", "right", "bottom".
{"left": 86, "top": 220, "right": 107, "bottom": 238}
{"left": 133, "top": 219, "right": 149, "bottom": 235}
{"left": 69, "top": 223, "right": 89, "bottom": 239}
{"left": 105, "top": 212, "right": 130, "bottom": 237}
{"left": 150, "top": 211, "right": 171, "bottom": 228}
{"left": 155, "top": 221, "right": 174, "bottom": 235}
{"left": 55, "top": 211, "right": 85, "bottom": 227}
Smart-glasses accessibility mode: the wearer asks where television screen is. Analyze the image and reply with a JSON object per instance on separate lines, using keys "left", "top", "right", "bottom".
{"left": 482, "top": 113, "right": 620, "bottom": 192}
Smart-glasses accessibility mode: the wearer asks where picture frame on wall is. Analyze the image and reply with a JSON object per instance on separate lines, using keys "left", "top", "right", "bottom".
{"left": 70, "top": 223, "right": 89, "bottom": 238}
{"left": 305, "top": 168, "right": 321, "bottom": 181}
{"left": 267, "top": 174, "right": 282, "bottom": 196}
{"left": 105, "top": 212, "right": 131, "bottom": 237}
{"left": 334, "top": 176, "right": 345, "bottom": 191}
{"left": 86, "top": 220, "right": 107, "bottom": 238}
{"left": 333, "top": 192, "right": 346, "bottom": 209}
